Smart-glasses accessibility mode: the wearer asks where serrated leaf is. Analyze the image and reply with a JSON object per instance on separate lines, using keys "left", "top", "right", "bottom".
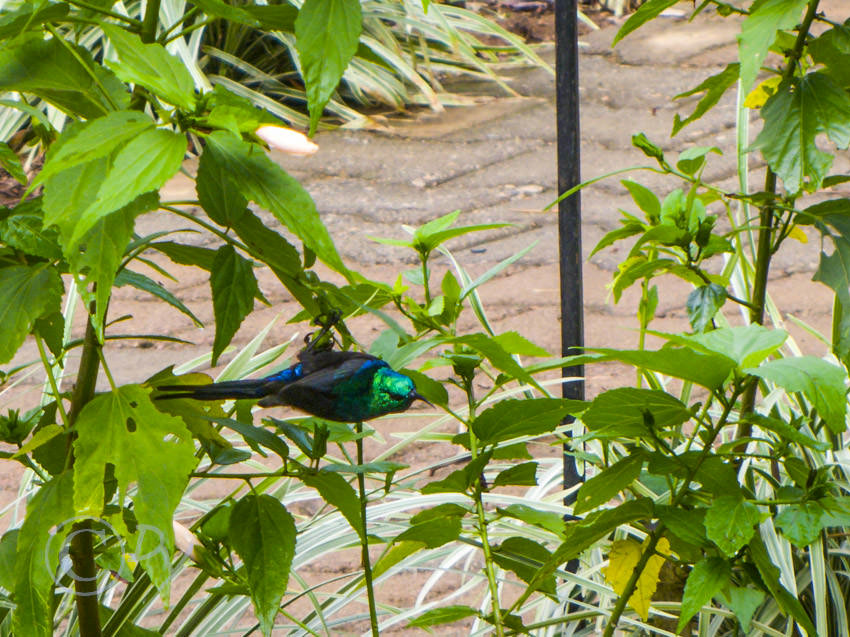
{"left": 775, "top": 501, "right": 826, "bottom": 547}
{"left": 499, "top": 504, "right": 566, "bottom": 538}
{"left": 210, "top": 245, "right": 261, "bottom": 365}
{"left": 493, "top": 331, "right": 549, "bottom": 356}
{"left": 296, "top": 0, "right": 361, "bottom": 134}
{"left": 603, "top": 537, "right": 670, "bottom": 621}
{"left": 737, "top": 0, "right": 807, "bottom": 91}
{"left": 704, "top": 496, "right": 760, "bottom": 556}
{"left": 0, "top": 142, "right": 25, "bottom": 184}
{"left": 204, "top": 131, "right": 347, "bottom": 275}
{"left": 493, "top": 536, "right": 556, "bottom": 596}
{"left": 232, "top": 211, "right": 302, "bottom": 277}
{"left": 744, "top": 74, "right": 782, "bottom": 109}
{"left": 0, "top": 198, "right": 62, "bottom": 259}
{"left": 678, "top": 557, "right": 730, "bottom": 632}
{"left": 196, "top": 140, "right": 248, "bottom": 227}
{"left": 408, "top": 606, "right": 478, "bottom": 629}
{"left": 12, "top": 472, "right": 73, "bottom": 637}
{"left": 746, "top": 356, "right": 847, "bottom": 433}
{"left": 587, "top": 346, "right": 735, "bottom": 389}
{"left": 73, "top": 385, "right": 197, "bottom": 596}
{"left": 230, "top": 495, "right": 296, "bottom": 637}
{"left": 44, "top": 129, "right": 183, "bottom": 251}
{"left": 673, "top": 63, "right": 740, "bottom": 136}
{"left": 493, "top": 461, "right": 538, "bottom": 487}
{"left": 452, "top": 333, "right": 542, "bottom": 389}
{"left": 721, "top": 586, "right": 765, "bottom": 632}
{"left": 0, "top": 264, "right": 63, "bottom": 363}
{"left": 35, "top": 110, "right": 152, "bottom": 186}
{"left": 0, "top": 36, "right": 128, "bottom": 118}
{"left": 0, "top": 528, "right": 17, "bottom": 591}
{"left": 671, "top": 324, "right": 787, "bottom": 369}
{"left": 0, "top": 1, "right": 69, "bottom": 40}
{"left": 686, "top": 284, "right": 727, "bottom": 332}
{"left": 810, "top": 23, "right": 850, "bottom": 88}
{"left": 574, "top": 453, "right": 643, "bottom": 514}
{"left": 191, "top": 0, "right": 297, "bottom": 30}
{"left": 395, "top": 517, "right": 462, "bottom": 548}
{"left": 152, "top": 241, "right": 217, "bottom": 271}
{"left": 301, "top": 471, "right": 363, "bottom": 539}
{"left": 101, "top": 24, "right": 196, "bottom": 109}
{"left": 751, "top": 73, "right": 850, "bottom": 194}
{"left": 582, "top": 387, "right": 691, "bottom": 438}
{"left": 656, "top": 506, "right": 708, "bottom": 548}
{"left": 471, "top": 398, "right": 583, "bottom": 444}
{"left": 410, "top": 503, "right": 470, "bottom": 525}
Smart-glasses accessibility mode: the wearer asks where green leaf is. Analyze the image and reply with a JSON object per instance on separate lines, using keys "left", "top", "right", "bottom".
{"left": 408, "top": 606, "right": 478, "bottom": 629}
{"left": 677, "top": 146, "right": 721, "bottom": 176}
{"left": 493, "top": 461, "right": 538, "bottom": 487}
{"left": 101, "top": 24, "right": 196, "bottom": 109}
{"left": 590, "top": 222, "right": 645, "bottom": 258}
{"left": 737, "top": 0, "right": 807, "bottom": 91}
{"left": 775, "top": 501, "right": 826, "bottom": 547}
{"left": 115, "top": 269, "right": 203, "bottom": 327}
{"left": 296, "top": 0, "right": 361, "bottom": 135}
{"left": 0, "top": 528, "right": 18, "bottom": 591}
{"left": 204, "top": 131, "right": 347, "bottom": 275}
{"left": 452, "top": 333, "right": 542, "bottom": 390}
{"left": 420, "top": 469, "right": 471, "bottom": 494}
{"left": 0, "top": 264, "right": 63, "bottom": 363}
{"left": 746, "top": 356, "right": 847, "bottom": 433}
{"left": 493, "top": 331, "right": 549, "bottom": 356}
{"left": 582, "top": 387, "right": 691, "bottom": 438}
{"left": 748, "top": 535, "right": 816, "bottom": 635}
{"left": 415, "top": 223, "right": 510, "bottom": 255}
{"left": 0, "top": 142, "right": 25, "bottom": 184}
{"left": 71, "top": 206, "right": 138, "bottom": 336}
{"left": 677, "top": 557, "right": 730, "bottom": 632}
{"left": 229, "top": 495, "right": 295, "bottom": 636}
{"left": 0, "top": 1, "right": 69, "bottom": 39}
{"left": 810, "top": 23, "right": 850, "bottom": 88}
{"left": 631, "top": 132, "right": 665, "bottom": 164}
{"left": 219, "top": 417, "right": 291, "bottom": 460}
{"left": 12, "top": 472, "right": 73, "bottom": 637}
{"left": 648, "top": 452, "right": 738, "bottom": 495}
{"left": 574, "top": 453, "right": 644, "bottom": 515}
{"left": 394, "top": 517, "right": 462, "bottom": 548}
{"left": 196, "top": 139, "right": 249, "bottom": 227}
{"left": 152, "top": 241, "right": 217, "bottom": 271}
{"left": 740, "top": 412, "right": 828, "bottom": 451}
{"left": 458, "top": 242, "right": 535, "bottom": 300}
{"left": 191, "top": 0, "right": 297, "bottom": 30}
{"left": 704, "top": 496, "right": 760, "bottom": 556}
{"left": 612, "top": 0, "right": 680, "bottom": 45}
{"left": 0, "top": 198, "right": 62, "bottom": 260}
{"left": 673, "top": 63, "right": 740, "bottom": 136}
{"left": 656, "top": 506, "right": 708, "bottom": 548}
{"left": 686, "top": 284, "right": 727, "bottom": 332}
{"left": 751, "top": 73, "right": 850, "bottom": 194}
{"left": 499, "top": 504, "right": 566, "bottom": 538}
{"left": 671, "top": 324, "right": 787, "bottom": 369}
{"left": 493, "top": 536, "right": 556, "bottom": 596}
{"left": 44, "top": 129, "right": 184, "bottom": 251}
{"left": 410, "top": 503, "right": 470, "bottom": 524}
{"left": 813, "top": 236, "right": 850, "bottom": 365}
{"left": 0, "top": 36, "right": 128, "bottom": 118}
{"left": 622, "top": 179, "right": 660, "bottom": 220}
{"left": 73, "top": 385, "right": 197, "bottom": 596}
{"left": 210, "top": 245, "right": 261, "bottom": 365}
{"left": 35, "top": 110, "right": 152, "bottom": 186}
{"left": 471, "top": 398, "right": 584, "bottom": 444}
{"left": 231, "top": 211, "right": 302, "bottom": 277}
{"left": 721, "top": 586, "right": 765, "bottom": 632}
{"left": 301, "top": 471, "right": 363, "bottom": 539}
{"left": 587, "top": 347, "right": 735, "bottom": 389}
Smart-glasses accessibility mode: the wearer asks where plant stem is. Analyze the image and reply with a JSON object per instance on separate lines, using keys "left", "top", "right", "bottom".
{"left": 140, "top": 0, "right": 161, "bottom": 43}
{"left": 68, "top": 314, "right": 104, "bottom": 637}
{"left": 465, "top": 385, "right": 505, "bottom": 637}
{"left": 355, "top": 422, "right": 380, "bottom": 637}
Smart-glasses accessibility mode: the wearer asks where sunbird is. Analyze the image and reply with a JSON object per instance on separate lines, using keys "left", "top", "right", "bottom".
{"left": 158, "top": 321, "right": 430, "bottom": 422}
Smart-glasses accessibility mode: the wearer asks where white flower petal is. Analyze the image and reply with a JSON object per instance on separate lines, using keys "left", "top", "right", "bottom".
{"left": 255, "top": 125, "right": 318, "bottom": 156}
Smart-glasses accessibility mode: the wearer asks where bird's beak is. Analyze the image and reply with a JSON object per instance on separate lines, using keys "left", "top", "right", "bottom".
{"left": 410, "top": 391, "right": 434, "bottom": 408}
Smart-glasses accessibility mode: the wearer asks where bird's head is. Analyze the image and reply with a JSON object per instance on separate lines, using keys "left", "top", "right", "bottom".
{"left": 374, "top": 368, "right": 433, "bottom": 413}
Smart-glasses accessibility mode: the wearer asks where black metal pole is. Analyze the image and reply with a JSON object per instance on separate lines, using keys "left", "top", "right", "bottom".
{"left": 555, "top": 0, "right": 584, "bottom": 499}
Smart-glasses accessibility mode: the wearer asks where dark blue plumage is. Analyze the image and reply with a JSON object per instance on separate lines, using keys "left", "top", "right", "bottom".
{"left": 158, "top": 345, "right": 428, "bottom": 422}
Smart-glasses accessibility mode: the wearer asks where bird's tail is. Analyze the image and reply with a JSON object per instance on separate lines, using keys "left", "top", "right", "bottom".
{"left": 157, "top": 379, "right": 269, "bottom": 401}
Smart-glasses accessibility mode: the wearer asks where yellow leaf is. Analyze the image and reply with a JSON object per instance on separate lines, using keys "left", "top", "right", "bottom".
{"left": 788, "top": 224, "right": 808, "bottom": 243}
{"left": 744, "top": 76, "right": 782, "bottom": 109}
{"left": 603, "top": 537, "right": 671, "bottom": 621}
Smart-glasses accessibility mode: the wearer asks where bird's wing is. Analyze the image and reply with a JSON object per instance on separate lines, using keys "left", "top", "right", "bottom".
{"left": 297, "top": 349, "right": 380, "bottom": 375}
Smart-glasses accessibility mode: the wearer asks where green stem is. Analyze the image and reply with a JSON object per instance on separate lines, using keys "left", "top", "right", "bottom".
{"left": 355, "top": 422, "right": 380, "bottom": 637}
{"left": 66, "top": 0, "right": 142, "bottom": 26}
{"left": 465, "top": 386, "right": 504, "bottom": 637}
{"left": 139, "top": 0, "right": 161, "bottom": 43}
{"left": 35, "top": 336, "right": 71, "bottom": 428}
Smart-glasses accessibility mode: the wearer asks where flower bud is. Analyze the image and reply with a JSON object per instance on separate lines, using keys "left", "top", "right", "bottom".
{"left": 255, "top": 125, "right": 318, "bottom": 156}
{"left": 173, "top": 521, "right": 202, "bottom": 561}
